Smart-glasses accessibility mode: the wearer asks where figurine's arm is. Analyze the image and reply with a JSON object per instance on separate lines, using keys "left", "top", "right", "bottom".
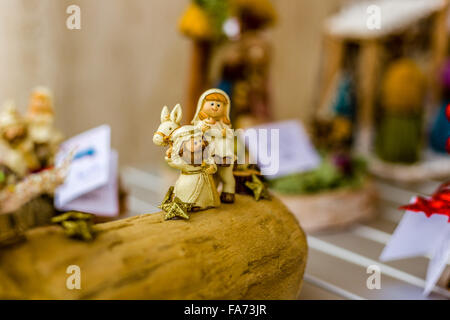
{"left": 223, "top": 125, "right": 233, "bottom": 138}
{"left": 204, "top": 162, "right": 217, "bottom": 175}
{"left": 194, "top": 119, "right": 211, "bottom": 133}
{"left": 166, "top": 155, "right": 186, "bottom": 170}
{"left": 202, "top": 125, "right": 222, "bottom": 141}
{"left": 201, "top": 124, "right": 210, "bottom": 133}
{"left": 205, "top": 154, "right": 215, "bottom": 165}
{"left": 204, "top": 142, "right": 217, "bottom": 174}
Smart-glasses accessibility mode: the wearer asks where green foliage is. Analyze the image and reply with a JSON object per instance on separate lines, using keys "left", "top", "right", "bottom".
{"left": 269, "top": 157, "right": 367, "bottom": 195}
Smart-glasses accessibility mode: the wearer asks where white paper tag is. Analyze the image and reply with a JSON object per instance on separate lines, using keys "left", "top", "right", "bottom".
{"left": 242, "top": 120, "right": 321, "bottom": 178}
{"left": 380, "top": 210, "right": 449, "bottom": 261}
{"left": 424, "top": 231, "right": 450, "bottom": 295}
{"left": 54, "top": 125, "right": 111, "bottom": 208}
{"left": 56, "top": 150, "right": 119, "bottom": 217}
{"left": 380, "top": 199, "right": 450, "bottom": 296}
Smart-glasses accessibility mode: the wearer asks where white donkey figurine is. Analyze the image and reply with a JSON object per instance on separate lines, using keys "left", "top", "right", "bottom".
{"left": 153, "top": 104, "right": 183, "bottom": 159}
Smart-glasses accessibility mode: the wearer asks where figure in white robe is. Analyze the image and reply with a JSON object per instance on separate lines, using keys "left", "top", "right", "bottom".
{"left": 167, "top": 126, "right": 220, "bottom": 211}
{"left": 192, "top": 88, "right": 236, "bottom": 204}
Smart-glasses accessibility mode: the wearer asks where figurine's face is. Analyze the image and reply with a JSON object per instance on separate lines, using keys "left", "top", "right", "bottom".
{"left": 30, "top": 96, "right": 51, "bottom": 113}
{"left": 185, "top": 136, "right": 204, "bottom": 153}
{"left": 2, "top": 124, "right": 26, "bottom": 144}
{"left": 202, "top": 100, "right": 226, "bottom": 120}
{"left": 181, "top": 136, "right": 207, "bottom": 165}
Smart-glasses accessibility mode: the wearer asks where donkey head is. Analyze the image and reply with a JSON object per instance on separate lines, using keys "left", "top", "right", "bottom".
{"left": 153, "top": 104, "right": 182, "bottom": 146}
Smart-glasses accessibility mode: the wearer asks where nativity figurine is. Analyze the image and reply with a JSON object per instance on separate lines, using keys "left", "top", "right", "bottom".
{"left": 26, "top": 87, "right": 64, "bottom": 170}
{"left": 165, "top": 126, "right": 220, "bottom": 215}
{"left": 0, "top": 101, "right": 39, "bottom": 177}
{"left": 192, "top": 89, "right": 236, "bottom": 203}
{"left": 153, "top": 89, "right": 237, "bottom": 220}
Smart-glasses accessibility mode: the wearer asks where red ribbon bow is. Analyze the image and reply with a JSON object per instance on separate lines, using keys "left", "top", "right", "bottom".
{"left": 406, "top": 104, "right": 450, "bottom": 219}
{"left": 400, "top": 182, "right": 450, "bottom": 222}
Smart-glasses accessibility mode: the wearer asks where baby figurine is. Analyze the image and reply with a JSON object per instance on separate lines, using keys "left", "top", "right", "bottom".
{"left": 166, "top": 126, "right": 220, "bottom": 211}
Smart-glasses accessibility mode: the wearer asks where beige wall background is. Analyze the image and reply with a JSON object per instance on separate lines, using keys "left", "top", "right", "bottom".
{"left": 0, "top": 0, "right": 346, "bottom": 166}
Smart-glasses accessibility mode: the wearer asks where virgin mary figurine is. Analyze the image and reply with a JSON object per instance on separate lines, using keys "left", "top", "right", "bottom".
{"left": 192, "top": 88, "right": 236, "bottom": 203}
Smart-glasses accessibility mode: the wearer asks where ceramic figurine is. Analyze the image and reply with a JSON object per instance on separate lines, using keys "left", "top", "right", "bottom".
{"left": 217, "top": 0, "right": 278, "bottom": 129}
{"left": 218, "top": 35, "right": 273, "bottom": 129}
{"left": 430, "top": 60, "right": 450, "bottom": 153}
{"left": 26, "top": 87, "right": 63, "bottom": 170}
{"left": 375, "top": 59, "right": 426, "bottom": 163}
{"left": 0, "top": 101, "right": 39, "bottom": 176}
{"left": 313, "top": 69, "right": 356, "bottom": 151}
{"left": 447, "top": 104, "right": 450, "bottom": 154}
{"left": 166, "top": 126, "right": 220, "bottom": 213}
{"left": 155, "top": 89, "right": 237, "bottom": 218}
{"left": 178, "top": 0, "right": 276, "bottom": 123}
{"left": 192, "top": 89, "right": 236, "bottom": 203}
{"left": 179, "top": 0, "right": 229, "bottom": 121}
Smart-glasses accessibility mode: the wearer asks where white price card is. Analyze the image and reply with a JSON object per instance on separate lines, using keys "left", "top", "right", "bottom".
{"left": 242, "top": 120, "right": 321, "bottom": 178}
{"left": 54, "top": 125, "right": 119, "bottom": 216}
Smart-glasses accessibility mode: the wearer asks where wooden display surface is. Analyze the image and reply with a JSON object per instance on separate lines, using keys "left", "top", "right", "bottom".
{"left": 275, "top": 180, "right": 378, "bottom": 233}
{"left": 122, "top": 166, "right": 450, "bottom": 299}
{"left": 0, "top": 195, "right": 307, "bottom": 300}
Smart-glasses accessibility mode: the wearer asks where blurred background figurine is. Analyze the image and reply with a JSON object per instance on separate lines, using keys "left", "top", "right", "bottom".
{"left": 447, "top": 104, "right": 450, "bottom": 153}
{"left": 179, "top": 0, "right": 229, "bottom": 121}
{"left": 375, "top": 59, "right": 427, "bottom": 164}
{"left": 0, "top": 94, "right": 66, "bottom": 245}
{"left": 430, "top": 59, "right": 450, "bottom": 153}
{"left": 179, "top": 0, "right": 276, "bottom": 127}
{"left": 314, "top": 46, "right": 358, "bottom": 152}
{"left": 26, "top": 87, "right": 63, "bottom": 170}
{"left": 0, "top": 101, "right": 39, "bottom": 177}
{"left": 217, "top": 0, "right": 276, "bottom": 128}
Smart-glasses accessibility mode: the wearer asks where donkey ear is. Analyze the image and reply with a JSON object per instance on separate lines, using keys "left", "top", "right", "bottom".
{"left": 161, "top": 106, "right": 170, "bottom": 123}
{"left": 170, "top": 104, "right": 183, "bottom": 124}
